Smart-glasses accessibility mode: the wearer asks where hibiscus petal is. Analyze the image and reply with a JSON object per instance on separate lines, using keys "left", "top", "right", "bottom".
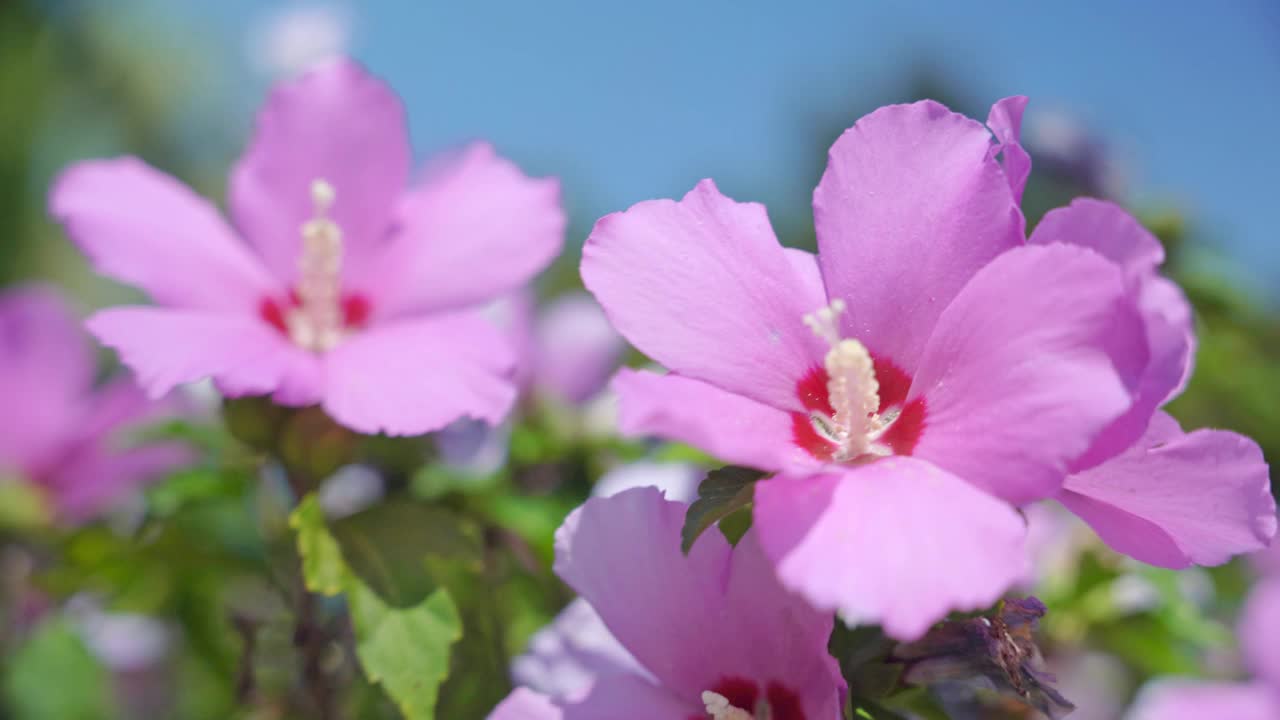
{"left": 87, "top": 307, "right": 322, "bottom": 405}
{"left": 753, "top": 457, "right": 1028, "bottom": 641}
{"left": 1059, "top": 412, "right": 1275, "bottom": 568}
{"left": 554, "top": 488, "right": 842, "bottom": 710}
{"left": 1241, "top": 580, "right": 1280, "bottom": 688}
{"left": 583, "top": 179, "right": 828, "bottom": 412}
{"left": 229, "top": 58, "right": 410, "bottom": 283}
{"left": 364, "top": 143, "right": 565, "bottom": 316}
{"left": 560, "top": 674, "right": 695, "bottom": 720}
{"left": 909, "top": 243, "right": 1148, "bottom": 505}
{"left": 322, "top": 311, "right": 517, "bottom": 436}
{"left": 1030, "top": 198, "right": 1165, "bottom": 277}
{"left": 1126, "top": 681, "right": 1279, "bottom": 720}
{"left": 813, "top": 100, "right": 1022, "bottom": 375}
{"left": 48, "top": 443, "right": 186, "bottom": 524}
{"left": 532, "top": 292, "right": 626, "bottom": 405}
{"left": 611, "top": 369, "right": 805, "bottom": 473}
{"left": 488, "top": 688, "right": 563, "bottom": 720}
{"left": 1031, "top": 201, "right": 1194, "bottom": 469}
{"left": 986, "top": 96, "right": 1032, "bottom": 202}
{"left": 50, "top": 159, "right": 279, "bottom": 312}
{"left": 511, "top": 598, "right": 644, "bottom": 700}
{"left": 0, "top": 287, "right": 95, "bottom": 471}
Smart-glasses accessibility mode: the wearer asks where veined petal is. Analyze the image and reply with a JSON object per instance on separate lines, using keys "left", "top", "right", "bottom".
{"left": 611, "top": 369, "right": 806, "bottom": 474}
{"left": 909, "top": 244, "right": 1148, "bottom": 505}
{"left": 87, "top": 307, "right": 322, "bottom": 405}
{"left": 1059, "top": 412, "right": 1275, "bottom": 568}
{"left": 322, "top": 311, "right": 517, "bottom": 436}
{"left": 50, "top": 159, "right": 279, "bottom": 312}
{"left": 229, "top": 58, "right": 410, "bottom": 284}
{"left": 814, "top": 100, "right": 1023, "bottom": 376}
{"left": 364, "top": 143, "right": 565, "bottom": 316}
{"left": 753, "top": 458, "right": 1029, "bottom": 641}
{"left": 583, "top": 179, "right": 828, "bottom": 412}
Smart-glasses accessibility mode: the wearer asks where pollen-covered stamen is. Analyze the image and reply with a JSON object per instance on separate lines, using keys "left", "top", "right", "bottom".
{"left": 803, "top": 300, "right": 888, "bottom": 462}
{"left": 287, "top": 179, "right": 345, "bottom": 351}
{"left": 702, "top": 691, "right": 755, "bottom": 720}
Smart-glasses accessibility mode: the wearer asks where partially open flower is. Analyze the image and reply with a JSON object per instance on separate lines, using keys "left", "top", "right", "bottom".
{"left": 894, "top": 598, "right": 1074, "bottom": 720}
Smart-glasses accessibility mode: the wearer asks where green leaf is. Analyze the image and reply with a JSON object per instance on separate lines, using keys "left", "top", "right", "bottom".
{"left": 0, "top": 477, "right": 49, "bottom": 531}
{"left": 3, "top": 619, "right": 111, "bottom": 720}
{"left": 330, "top": 499, "right": 484, "bottom": 607}
{"left": 681, "top": 466, "right": 765, "bottom": 553}
{"left": 289, "top": 495, "right": 347, "bottom": 596}
{"left": 348, "top": 582, "right": 463, "bottom": 720}
{"left": 290, "top": 494, "right": 465, "bottom": 718}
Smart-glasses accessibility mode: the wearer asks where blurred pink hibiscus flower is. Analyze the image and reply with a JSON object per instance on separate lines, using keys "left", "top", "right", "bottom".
{"left": 0, "top": 286, "right": 185, "bottom": 522}
{"left": 51, "top": 58, "right": 564, "bottom": 436}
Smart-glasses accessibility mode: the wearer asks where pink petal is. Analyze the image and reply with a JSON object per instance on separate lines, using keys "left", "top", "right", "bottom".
{"left": 229, "top": 58, "right": 410, "bottom": 284}
{"left": 909, "top": 244, "right": 1147, "bottom": 505}
{"left": 1241, "top": 580, "right": 1280, "bottom": 689}
{"left": 1030, "top": 198, "right": 1165, "bottom": 277}
{"left": 364, "top": 144, "right": 565, "bottom": 316}
{"left": 554, "top": 488, "right": 842, "bottom": 711}
{"left": 1126, "top": 681, "right": 1279, "bottom": 720}
{"left": 582, "top": 179, "right": 828, "bottom": 412}
{"left": 986, "top": 96, "right": 1032, "bottom": 202}
{"left": 1251, "top": 527, "right": 1280, "bottom": 577}
{"left": 48, "top": 443, "right": 186, "bottom": 524}
{"left": 533, "top": 292, "right": 626, "bottom": 405}
{"left": 1029, "top": 200, "right": 1194, "bottom": 470}
{"left": 488, "top": 688, "right": 563, "bottom": 720}
{"left": 1059, "top": 412, "right": 1276, "bottom": 568}
{"left": 611, "top": 369, "right": 806, "bottom": 473}
{"left": 813, "top": 100, "right": 1022, "bottom": 375}
{"left": 50, "top": 159, "right": 279, "bottom": 312}
{"left": 322, "top": 311, "right": 517, "bottom": 436}
{"left": 0, "top": 287, "right": 95, "bottom": 472}
{"left": 511, "top": 598, "right": 644, "bottom": 700}
{"left": 87, "top": 307, "right": 322, "bottom": 405}
{"left": 561, "top": 674, "right": 695, "bottom": 720}
{"left": 754, "top": 458, "right": 1028, "bottom": 641}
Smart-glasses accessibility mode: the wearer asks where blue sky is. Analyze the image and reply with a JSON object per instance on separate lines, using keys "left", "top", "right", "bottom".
{"left": 173, "top": 1, "right": 1279, "bottom": 292}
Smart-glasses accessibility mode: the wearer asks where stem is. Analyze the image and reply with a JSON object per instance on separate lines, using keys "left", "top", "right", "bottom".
{"left": 293, "top": 568, "right": 341, "bottom": 720}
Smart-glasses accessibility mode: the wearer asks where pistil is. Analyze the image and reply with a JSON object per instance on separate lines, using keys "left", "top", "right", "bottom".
{"left": 287, "top": 179, "right": 345, "bottom": 351}
{"left": 803, "top": 300, "right": 887, "bottom": 461}
{"left": 702, "top": 691, "right": 755, "bottom": 720}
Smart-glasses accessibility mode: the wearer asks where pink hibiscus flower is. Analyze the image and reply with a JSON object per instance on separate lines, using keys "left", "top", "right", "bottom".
{"left": 490, "top": 487, "right": 845, "bottom": 719}
{"left": 0, "top": 286, "right": 185, "bottom": 522}
{"left": 582, "top": 96, "right": 1269, "bottom": 640}
{"left": 50, "top": 58, "right": 565, "bottom": 436}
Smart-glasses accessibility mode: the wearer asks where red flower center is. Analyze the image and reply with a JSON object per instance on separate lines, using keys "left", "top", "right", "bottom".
{"left": 259, "top": 290, "right": 373, "bottom": 338}
{"left": 790, "top": 353, "right": 926, "bottom": 462}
